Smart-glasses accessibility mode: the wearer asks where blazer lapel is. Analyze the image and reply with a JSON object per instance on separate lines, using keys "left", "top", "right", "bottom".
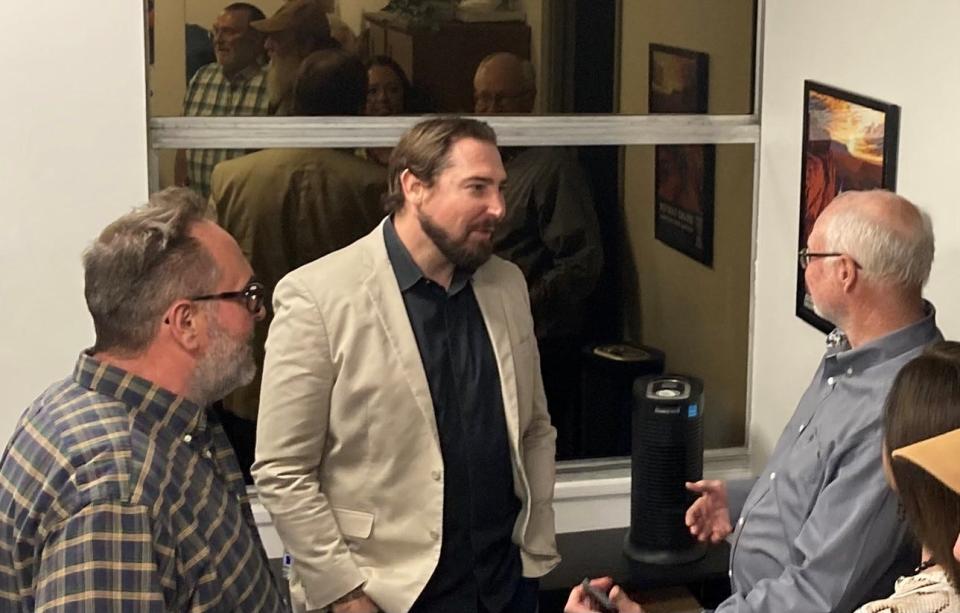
{"left": 359, "top": 226, "right": 441, "bottom": 446}
{"left": 473, "top": 270, "right": 521, "bottom": 452}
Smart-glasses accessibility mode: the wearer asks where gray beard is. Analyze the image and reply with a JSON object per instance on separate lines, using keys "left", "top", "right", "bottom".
{"left": 266, "top": 54, "right": 302, "bottom": 114}
{"left": 188, "top": 318, "right": 257, "bottom": 408}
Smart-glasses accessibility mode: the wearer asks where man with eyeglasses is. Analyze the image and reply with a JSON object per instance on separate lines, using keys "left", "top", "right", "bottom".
{"left": 690, "top": 190, "right": 938, "bottom": 611}
{"left": 0, "top": 187, "right": 285, "bottom": 611}
{"left": 473, "top": 51, "right": 603, "bottom": 459}
{"left": 175, "top": 2, "right": 271, "bottom": 198}
{"left": 570, "top": 189, "right": 942, "bottom": 612}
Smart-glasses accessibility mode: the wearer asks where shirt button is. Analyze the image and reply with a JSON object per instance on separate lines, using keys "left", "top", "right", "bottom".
{"left": 203, "top": 449, "right": 213, "bottom": 459}
{"left": 827, "top": 376, "right": 836, "bottom": 386}
{"left": 183, "top": 434, "right": 192, "bottom": 443}
{"left": 430, "top": 530, "right": 440, "bottom": 541}
{"left": 769, "top": 472, "right": 776, "bottom": 480}
{"left": 846, "top": 367, "right": 854, "bottom": 376}
{"left": 798, "top": 423, "right": 805, "bottom": 433}
{"left": 431, "top": 470, "right": 442, "bottom": 481}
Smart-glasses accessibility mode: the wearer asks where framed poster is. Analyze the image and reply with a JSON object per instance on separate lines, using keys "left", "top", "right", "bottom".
{"left": 649, "top": 44, "right": 714, "bottom": 266}
{"left": 796, "top": 80, "right": 900, "bottom": 332}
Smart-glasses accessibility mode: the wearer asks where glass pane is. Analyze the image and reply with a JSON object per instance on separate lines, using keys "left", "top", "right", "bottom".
{"left": 147, "top": 0, "right": 756, "bottom": 118}
{"left": 154, "top": 140, "right": 754, "bottom": 470}
{"left": 622, "top": 144, "right": 754, "bottom": 452}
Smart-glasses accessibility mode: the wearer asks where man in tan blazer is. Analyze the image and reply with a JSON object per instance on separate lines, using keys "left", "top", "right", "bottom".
{"left": 209, "top": 48, "right": 386, "bottom": 434}
{"left": 253, "top": 117, "right": 561, "bottom": 613}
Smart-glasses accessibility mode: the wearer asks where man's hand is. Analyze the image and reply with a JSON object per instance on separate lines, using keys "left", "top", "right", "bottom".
{"left": 331, "top": 591, "right": 380, "bottom": 613}
{"left": 565, "top": 577, "right": 643, "bottom": 613}
{"left": 685, "top": 479, "right": 732, "bottom": 544}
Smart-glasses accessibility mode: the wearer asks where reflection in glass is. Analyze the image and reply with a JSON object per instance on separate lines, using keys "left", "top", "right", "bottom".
{"left": 158, "top": 140, "right": 753, "bottom": 468}
{"left": 149, "top": 0, "right": 756, "bottom": 119}
{"left": 207, "top": 50, "right": 387, "bottom": 480}
{"left": 363, "top": 55, "right": 414, "bottom": 166}
{"left": 175, "top": 3, "right": 270, "bottom": 197}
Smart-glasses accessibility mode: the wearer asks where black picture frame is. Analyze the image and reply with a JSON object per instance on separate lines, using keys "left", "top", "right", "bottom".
{"left": 649, "top": 44, "right": 713, "bottom": 266}
{"left": 796, "top": 80, "right": 900, "bottom": 333}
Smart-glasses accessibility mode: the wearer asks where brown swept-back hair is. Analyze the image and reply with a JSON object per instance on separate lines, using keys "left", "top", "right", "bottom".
{"left": 883, "top": 340, "right": 960, "bottom": 587}
{"left": 382, "top": 116, "right": 497, "bottom": 213}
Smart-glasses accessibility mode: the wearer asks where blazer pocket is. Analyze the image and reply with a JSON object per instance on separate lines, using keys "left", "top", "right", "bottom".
{"left": 333, "top": 507, "right": 374, "bottom": 540}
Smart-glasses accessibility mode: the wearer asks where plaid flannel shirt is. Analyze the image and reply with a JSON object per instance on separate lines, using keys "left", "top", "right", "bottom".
{"left": 183, "top": 62, "right": 270, "bottom": 198}
{"left": 0, "top": 353, "right": 286, "bottom": 612}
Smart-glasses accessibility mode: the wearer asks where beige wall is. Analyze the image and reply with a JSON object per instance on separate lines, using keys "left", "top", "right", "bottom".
{"left": 619, "top": 0, "right": 756, "bottom": 448}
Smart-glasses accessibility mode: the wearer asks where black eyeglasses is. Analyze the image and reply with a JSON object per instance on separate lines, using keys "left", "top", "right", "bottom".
{"left": 797, "top": 247, "right": 847, "bottom": 270}
{"left": 190, "top": 281, "right": 267, "bottom": 314}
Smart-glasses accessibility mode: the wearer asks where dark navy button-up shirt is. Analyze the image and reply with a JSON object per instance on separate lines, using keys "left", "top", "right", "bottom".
{"left": 384, "top": 219, "right": 521, "bottom": 613}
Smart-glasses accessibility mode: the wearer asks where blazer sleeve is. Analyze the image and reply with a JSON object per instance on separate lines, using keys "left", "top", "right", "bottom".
{"left": 252, "top": 274, "right": 364, "bottom": 607}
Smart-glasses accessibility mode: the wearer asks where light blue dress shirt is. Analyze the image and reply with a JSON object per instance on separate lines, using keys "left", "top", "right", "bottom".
{"left": 717, "top": 305, "right": 942, "bottom": 612}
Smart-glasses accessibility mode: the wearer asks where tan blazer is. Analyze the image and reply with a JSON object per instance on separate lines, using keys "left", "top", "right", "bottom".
{"left": 253, "top": 221, "right": 561, "bottom": 613}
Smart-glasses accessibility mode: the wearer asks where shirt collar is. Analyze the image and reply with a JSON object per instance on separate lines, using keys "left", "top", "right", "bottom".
{"left": 383, "top": 216, "right": 472, "bottom": 295}
{"left": 73, "top": 351, "right": 207, "bottom": 437}
{"left": 824, "top": 300, "right": 940, "bottom": 375}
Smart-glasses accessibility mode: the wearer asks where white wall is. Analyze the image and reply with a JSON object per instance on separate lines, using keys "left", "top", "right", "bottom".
{"left": 751, "top": 0, "right": 960, "bottom": 468}
{"left": 0, "top": 3, "right": 149, "bottom": 443}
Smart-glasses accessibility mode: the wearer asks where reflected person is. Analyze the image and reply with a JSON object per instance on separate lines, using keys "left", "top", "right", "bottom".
{"left": 252, "top": 0, "right": 338, "bottom": 115}
{"left": 175, "top": 2, "right": 269, "bottom": 198}
{"left": 363, "top": 55, "right": 414, "bottom": 166}
{"left": 210, "top": 48, "right": 386, "bottom": 436}
{"left": 474, "top": 51, "right": 603, "bottom": 459}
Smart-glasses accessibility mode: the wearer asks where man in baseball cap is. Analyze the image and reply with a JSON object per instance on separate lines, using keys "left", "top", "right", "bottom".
{"left": 252, "top": 0, "right": 337, "bottom": 114}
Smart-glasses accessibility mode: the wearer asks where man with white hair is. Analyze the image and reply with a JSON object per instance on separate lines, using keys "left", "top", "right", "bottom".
{"left": 685, "top": 189, "right": 943, "bottom": 612}
{"left": 568, "top": 189, "right": 944, "bottom": 612}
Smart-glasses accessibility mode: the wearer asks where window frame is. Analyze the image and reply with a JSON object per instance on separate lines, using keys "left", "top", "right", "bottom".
{"left": 146, "top": 0, "right": 766, "bottom": 479}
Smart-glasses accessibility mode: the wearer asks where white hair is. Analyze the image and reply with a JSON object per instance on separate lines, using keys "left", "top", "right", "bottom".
{"left": 823, "top": 190, "right": 934, "bottom": 289}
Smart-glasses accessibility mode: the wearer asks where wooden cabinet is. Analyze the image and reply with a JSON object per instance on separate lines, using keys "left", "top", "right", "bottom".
{"left": 364, "top": 12, "right": 531, "bottom": 113}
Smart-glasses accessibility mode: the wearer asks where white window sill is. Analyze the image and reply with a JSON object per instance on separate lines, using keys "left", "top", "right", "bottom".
{"left": 249, "top": 448, "right": 751, "bottom": 558}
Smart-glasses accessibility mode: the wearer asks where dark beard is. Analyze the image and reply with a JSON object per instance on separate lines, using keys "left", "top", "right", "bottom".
{"left": 418, "top": 212, "right": 494, "bottom": 274}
